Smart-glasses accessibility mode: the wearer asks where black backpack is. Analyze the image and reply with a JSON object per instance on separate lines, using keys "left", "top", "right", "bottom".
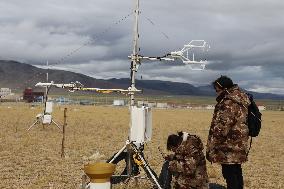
{"left": 246, "top": 93, "right": 262, "bottom": 156}
{"left": 246, "top": 93, "right": 262, "bottom": 137}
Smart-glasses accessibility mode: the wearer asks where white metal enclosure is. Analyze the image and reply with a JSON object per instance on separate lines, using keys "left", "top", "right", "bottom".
{"left": 45, "top": 101, "right": 53, "bottom": 114}
{"left": 130, "top": 106, "right": 152, "bottom": 144}
{"left": 42, "top": 115, "right": 52, "bottom": 124}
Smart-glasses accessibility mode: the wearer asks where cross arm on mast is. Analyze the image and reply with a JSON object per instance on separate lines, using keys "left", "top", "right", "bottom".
{"left": 35, "top": 81, "right": 142, "bottom": 94}
{"left": 128, "top": 40, "right": 210, "bottom": 70}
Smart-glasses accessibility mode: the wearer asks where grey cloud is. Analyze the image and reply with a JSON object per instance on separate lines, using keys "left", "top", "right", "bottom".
{"left": 0, "top": 0, "right": 284, "bottom": 94}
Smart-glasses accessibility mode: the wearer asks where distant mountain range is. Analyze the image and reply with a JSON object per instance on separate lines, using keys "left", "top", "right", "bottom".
{"left": 0, "top": 60, "right": 283, "bottom": 100}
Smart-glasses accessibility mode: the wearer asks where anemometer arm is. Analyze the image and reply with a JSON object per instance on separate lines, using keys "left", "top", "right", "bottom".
{"left": 130, "top": 40, "right": 210, "bottom": 70}
{"left": 35, "top": 81, "right": 142, "bottom": 95}
{"left": 35, "top": 81, "right": 75, "bottom": 88}
{"left": 70, "top": 86, "right": 142, "bottom": 95}
{"left": 54, "top": 81, "right": 142, "bottom": 94}
{"left": 35, "top": 81, "right": 83, "bottom": 92}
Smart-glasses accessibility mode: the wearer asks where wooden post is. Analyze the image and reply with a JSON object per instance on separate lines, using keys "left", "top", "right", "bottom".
{"left": 61, "top": 108, "right": 67, "bottom": 158}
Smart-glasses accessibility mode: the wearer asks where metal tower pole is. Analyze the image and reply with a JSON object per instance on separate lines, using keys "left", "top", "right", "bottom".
{"left": 126, "top": 0, "right": 140, "bottom": 178}
{"left": 44, "top": 61, "right": 49, "bottom": 113}
{"left": 46, "top": 61, "right": 49, "bottom": 98}
{"left": 130, "top": 0, "right": 140, "bottom": 106}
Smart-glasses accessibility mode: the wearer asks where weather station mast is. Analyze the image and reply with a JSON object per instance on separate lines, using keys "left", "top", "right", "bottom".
{"left": 30, "top": 0, "right": 209, "bottom": 188}
{"left": 94, "top": 0, "right": 209, "bottom": 188}
{"left": 128, "top": 0, "right": 209, "bottom": 104}
{"left": 129, "top": 0, "right": 140, "bottom": 107}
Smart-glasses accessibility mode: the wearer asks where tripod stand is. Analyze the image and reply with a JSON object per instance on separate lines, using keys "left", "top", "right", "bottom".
{"left": 27, "top": 101, "right": 61, "bottom": 131}
{"left": 108, "top": 140, "right": 162, "bottom": 189}
{"left": 27, "top": 113, "right": 61, "bottom": 131}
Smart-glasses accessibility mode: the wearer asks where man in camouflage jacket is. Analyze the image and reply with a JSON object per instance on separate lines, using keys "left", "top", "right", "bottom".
{"left": 166, "top": 132, "right": 208, "bottom": 189}
{"left": 206, "top": 76, "right": 250, "bottom": 189}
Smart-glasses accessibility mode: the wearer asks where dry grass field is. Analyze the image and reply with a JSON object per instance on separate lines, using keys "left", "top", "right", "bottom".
{"left": 0, "top": 103, "right": 283, "bottom": 189}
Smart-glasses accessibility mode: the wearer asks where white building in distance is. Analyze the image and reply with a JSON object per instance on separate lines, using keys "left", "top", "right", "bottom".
{"left": 113, "top": 99, "right": 125, "bottom": 106}
{"left": 258, "top": 105, "right": 266, "bottom": 111}
{"left": 157, "top": 103, "right": 168, "bottom": 109}
{"left": 0, "top": 88, "right": 12, "bottom": 97}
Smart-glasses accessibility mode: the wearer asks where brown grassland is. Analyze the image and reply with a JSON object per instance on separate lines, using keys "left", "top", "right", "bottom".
{"left": 0, "top": 103, "right": 283, "bottom": 189}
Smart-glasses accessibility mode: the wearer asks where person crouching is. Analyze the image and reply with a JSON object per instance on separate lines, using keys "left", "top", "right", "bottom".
{"left": 166, "top": 132, "right": 209, "bottom": 189}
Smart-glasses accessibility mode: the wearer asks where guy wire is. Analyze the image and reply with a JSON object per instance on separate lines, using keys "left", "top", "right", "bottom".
{"left": 142, "top": 15, "right": 170, "bottom": 40}
{"left": 140, "top": 14, "right": 181, "bottom": 61}
{"left": 51, "top": 12, "right": 134, "bottom": 67}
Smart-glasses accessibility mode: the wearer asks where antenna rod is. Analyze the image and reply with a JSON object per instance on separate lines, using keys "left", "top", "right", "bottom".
{"left": 45, "top": 61, "right": 49, "bottom": 112}
{"left": 130, "top": 0, "right": 140, "bottom": 106}
{"left": 46, "top": 61, "right": 49, "bottom": 100}
{"left": 46, "top": 61, "right": 49, "bottom": 82}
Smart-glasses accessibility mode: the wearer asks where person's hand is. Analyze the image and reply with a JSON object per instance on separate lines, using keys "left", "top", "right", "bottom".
{"left": 206, "top": 151, "right": 211, "bottom": 162}
{"left": 165, "top": 154, "right": 175, "bottom": 161}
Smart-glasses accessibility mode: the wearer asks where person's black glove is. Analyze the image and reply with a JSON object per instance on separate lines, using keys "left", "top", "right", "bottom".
{"left": 165, "top": 154, "right": 175, "bottom": 161}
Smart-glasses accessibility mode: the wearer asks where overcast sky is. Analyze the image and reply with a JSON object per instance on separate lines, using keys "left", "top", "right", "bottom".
{"left": 0, "top": 0, "right": 283, "bottom": 94}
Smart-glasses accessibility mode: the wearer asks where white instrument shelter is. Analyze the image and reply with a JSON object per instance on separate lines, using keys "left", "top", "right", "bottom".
{"left": 43, "top": 102, "right": 53, "bottom": 124}
{"left": 43, "top": 115, "right": 52, "bottom": 124}
{"left": 45, "top": 101, "right": 53, "bottom": 114}
{"left": 130, "top": 106, "right": 152, "bottom": 144}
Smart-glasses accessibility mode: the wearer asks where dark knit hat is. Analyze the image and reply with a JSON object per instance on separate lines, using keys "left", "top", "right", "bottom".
{"left": 213, "top": 75, "right": 234, "bottom": 90}
{"left": 167, "top": 134, "right": 182, "bottom": 150}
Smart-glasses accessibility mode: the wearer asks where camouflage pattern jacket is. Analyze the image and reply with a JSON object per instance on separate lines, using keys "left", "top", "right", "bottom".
{"left": 206, "top": 85, "right": 250, "bottom": 164}
{"left": 168, "top": 134, "right": 208, "bottom": 189}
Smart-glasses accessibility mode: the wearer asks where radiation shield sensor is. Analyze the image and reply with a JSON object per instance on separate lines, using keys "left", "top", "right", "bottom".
{"left": 129, "top": 106, "right": 152, "bottom": 145}
{"left": 45, "top": 101, "right": 53, "bottom": 114}
{"left": 42, "top": 115, "right": 52, "bottom": 124}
